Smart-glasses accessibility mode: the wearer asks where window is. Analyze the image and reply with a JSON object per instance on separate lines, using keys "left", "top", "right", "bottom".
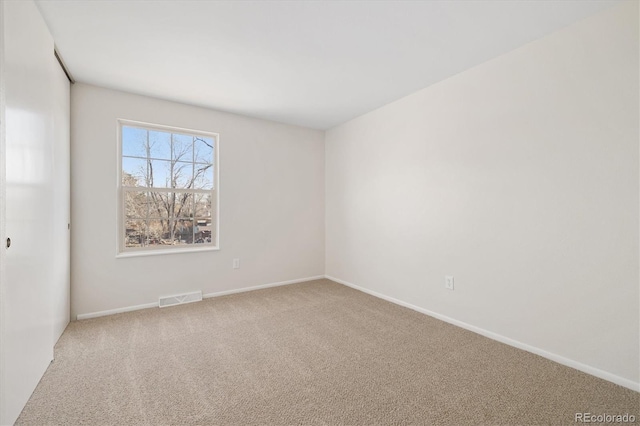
{"left": 117, "top": 120, "right": 219, "bottom": 256}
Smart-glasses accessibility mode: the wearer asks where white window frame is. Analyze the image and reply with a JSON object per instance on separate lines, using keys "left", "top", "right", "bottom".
{"left": 116, "top": 119, "right": 220, "bottom": 257}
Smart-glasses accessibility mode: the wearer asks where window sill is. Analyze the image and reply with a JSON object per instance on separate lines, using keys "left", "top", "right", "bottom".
{"left": 116, "top": 245, "right": 219, "bottom": 258}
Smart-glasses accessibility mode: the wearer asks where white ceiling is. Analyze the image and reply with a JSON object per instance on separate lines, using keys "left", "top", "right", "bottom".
{"left": 36, "top": 0, "right": 618, "bottom": 130}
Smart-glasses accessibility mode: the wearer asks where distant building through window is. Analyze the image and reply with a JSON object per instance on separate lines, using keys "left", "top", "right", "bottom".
{"left": 118, "top": 120, "right": 218, "bottom": 255}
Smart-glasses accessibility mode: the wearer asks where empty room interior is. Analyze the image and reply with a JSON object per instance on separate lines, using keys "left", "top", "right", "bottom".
{"left": 1, "top": 0, "right": 639, "bottom": 424}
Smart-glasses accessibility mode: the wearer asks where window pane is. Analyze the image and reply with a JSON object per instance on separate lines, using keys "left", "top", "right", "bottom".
{"left": 122, "top": 157, "right": 147, "bottom": 186}
{"left": 174, "top": 192, "right": 193, "bottom": 218}
{"left": 148, "top": 219, "right": 171, "bottom": 245}
{"left": 194, "top": 137, "right": 213, "bottom": 164}
{"left": 193, "top": 164, "right": 213, "bottom": 190}
{"left": 173, "top": 161, "right": 193, "bottom": 189}
{"left": 122, "top": 126, "right": 147, "bottom": 158}
{"left": 194, "top": 193, "right": 212, "bottom": 218}
{"left": 208, "top": 195, "right": 217, "bottom": 243}
{"left": 149, "top": 130, "right": 171, "bottom": 160}
{"left": 149, "top": 159, "right": 172, "bottom": 188}
{"left": 125, "top": 220, "right": 147, "bottom": 248}
{"left": 195, "top": 218, "right": 213, "bottom": 244}
{"left": 125, "top": 191, "right": 148, "bottom": 219}
{"left": 173, "top": 219, "right": 194, "bottom": 245}
{"left": 148, "top": 192, "right": 170, "bottom": 219}
{"left": 172, "top": 134, "right": 193, "bottom": 162}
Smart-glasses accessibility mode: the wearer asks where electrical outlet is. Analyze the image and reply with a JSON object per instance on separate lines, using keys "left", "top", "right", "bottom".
{"left": 445, "top": 276, "right": 454, "bottom": 290}
{"left": 233, "top": 258, "right": 240, "bottom": 269}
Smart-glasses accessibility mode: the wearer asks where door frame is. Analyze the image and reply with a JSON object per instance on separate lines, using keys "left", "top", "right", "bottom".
{"left": 0, "top": 0, "right": 8, "bottom": 418}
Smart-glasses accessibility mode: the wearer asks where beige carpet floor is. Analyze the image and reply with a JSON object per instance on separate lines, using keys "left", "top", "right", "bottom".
{"left": 17, "top": 279, "right": 639, "bottom": 425}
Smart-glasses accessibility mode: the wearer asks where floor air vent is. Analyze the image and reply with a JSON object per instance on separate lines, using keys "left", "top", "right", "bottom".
{"left": 159, "top": 291, "right": 203, "bottom": 308}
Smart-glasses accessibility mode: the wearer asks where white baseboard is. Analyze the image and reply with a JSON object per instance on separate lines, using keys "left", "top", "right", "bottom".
{"left": 76, "top": 275, "right": 325, "bottom": 321}
{"left": 202, "top": 275, "right": 325, "bottom": 299}
{"left": 77, "top": 302, "right": 158, "bottom": 320}
{"left": 325, "top": 275, "right": 640, "bottom": 393}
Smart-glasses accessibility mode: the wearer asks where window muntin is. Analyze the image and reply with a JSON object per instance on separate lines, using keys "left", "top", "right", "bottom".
{"left": 118, "top": 121, "right": 218, "bottom": 255}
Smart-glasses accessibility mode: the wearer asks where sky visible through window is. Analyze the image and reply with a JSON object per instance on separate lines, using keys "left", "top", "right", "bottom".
{"left": 122, "top": 126, "right": 214, "bottom": 190}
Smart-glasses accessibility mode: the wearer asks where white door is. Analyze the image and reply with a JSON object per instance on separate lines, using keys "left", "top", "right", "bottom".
{"left": 1, "top": 1, "right": 57, "bottom": 424}
{"left": 52, "top": 53, "right": 71, "bottom": 345}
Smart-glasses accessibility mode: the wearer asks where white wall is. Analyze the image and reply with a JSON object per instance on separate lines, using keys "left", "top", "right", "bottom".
{"left": 326, "top": 1, "right": 639, "bottom": 388}
{"left": 71, "top": 84, "right": 325, "bottom": 319}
